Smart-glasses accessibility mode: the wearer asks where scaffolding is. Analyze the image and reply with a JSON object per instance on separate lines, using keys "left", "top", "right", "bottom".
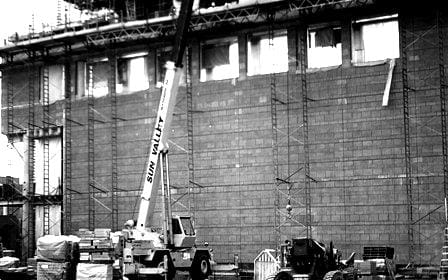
{"left": 186, "top": 46, "right": 195, "bottom": 217}
{"left": 6, "top": 75, "right": 13, "bottom": 141}
{"left": 270, "top": 23, "right": 281, "bottom": 246}
{"left": 126, "top": 0, "right": 137, "bottom": 21}
{"left": 109, "top": 52, "right": 119, "bottom": 231}
{"left": 271, "top": 22, "right": 313, "bottom": 249}
{"left": 42, "top": 66, "right": 51, "bottom": 236}
{"left": 438, "top": 9, "right": 447, "bottom": 212}
{"left": 438, "top": 8, "right": 448, "bottom": 277}
{"left": 63, "top": 55, "right": 73, "bottom": 234}
{"left": 0, "top": 0, "right": 374, "bottom": 66}
{"left": 87, "top": 64, "right": 95, "bottom": 230}
{"left": 399, "top": 11, "right": 414, "bottom": 264}
{"left": 26, "top": 64, "right": 36, "bottom": 261}
{"left": 399, "top": 7, "right": 447, "bottom": 264}
{"left": 298, "top": 26, "right": 312, "bottom": 239}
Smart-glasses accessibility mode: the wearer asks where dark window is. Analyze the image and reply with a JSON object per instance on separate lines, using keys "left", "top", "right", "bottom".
{"left": 172, "top": 218, "right": 182, "bottom": 234}
{"left": 200, "top": 38, "right": 239, "bottom": 82}
{"left": 201, "top": 44, "right": 230, "bottom": 69}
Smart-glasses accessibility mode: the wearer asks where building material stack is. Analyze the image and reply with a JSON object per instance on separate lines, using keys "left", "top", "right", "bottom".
{"left": 356, "top": 247, "right": 395, "bottom": 280}
{"left": 76, "top": 228, "right": 114, "bottom": 280}
{"left": 36, "top": 235, "right": 78, "bottom": 280}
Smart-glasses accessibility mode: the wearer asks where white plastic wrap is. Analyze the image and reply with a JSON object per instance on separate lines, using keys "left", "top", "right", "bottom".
{"left": 76, "top": 263, "right": 112, "bottom": 280}
{"left": 0, "top": 256, "right": 20, "bottom": 269}
{"left": 37, "top": 235, "right": 80, "bottom": 262}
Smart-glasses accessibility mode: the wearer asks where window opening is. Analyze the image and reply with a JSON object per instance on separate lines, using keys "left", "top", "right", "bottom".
{"left": 180, "top": 217, "right": 195, "bottom": 236}
{"left": 156, "top": 48, "right": 172, "bottom": 84}
{"left": 117, "top": 52, "right": 149, "bottom": 93}
{"left": 307, "top": 25, "right": 342, "bottom": 68}
{"left": 247, "top": 30, "right": 288, "bottom": 76}
{"left": 48, "top": 65, "right": 65, "bottom": 103}
{"left": 156, "top": 48, "right": 186, "bottom": 86}
{"left": 34, "top": 137, "right": 62, "bottom": 195}
{"left": 352, "top": 14, "right": 399, "bottom": 63}
{"left": 86, "top": 59, "right": 109, "bottom": 97}
{"left": 200, "top": 37, "right": 239, "bottom": 82}
{"left": 172, "top": 218, "right": 182, "bottom": 234}
{"left": 199, "top": 0, "right": 237, "bottom": 9}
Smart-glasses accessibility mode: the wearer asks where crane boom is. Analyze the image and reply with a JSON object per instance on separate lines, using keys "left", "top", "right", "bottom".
{"left": 136, "top": 0, "right": 194, "bottom": 231}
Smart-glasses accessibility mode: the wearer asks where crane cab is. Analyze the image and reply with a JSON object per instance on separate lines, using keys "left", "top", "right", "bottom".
{"left": 172, "top": 215, "right": 196, "bottom": 248}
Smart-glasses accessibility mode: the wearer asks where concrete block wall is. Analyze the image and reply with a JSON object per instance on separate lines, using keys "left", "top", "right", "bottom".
{"left": 1, "top": 8, "right": 447, "bottom": 265}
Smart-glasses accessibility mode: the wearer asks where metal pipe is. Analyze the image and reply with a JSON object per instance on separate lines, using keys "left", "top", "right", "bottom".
{"left": 445, "top": 197, "right": 447, "bottom": 223}
{"left": 0, "top": 16, "right": 172, "bottom": 51}
{"left": 0, "top": 0, "right": 286, "bottom": 52}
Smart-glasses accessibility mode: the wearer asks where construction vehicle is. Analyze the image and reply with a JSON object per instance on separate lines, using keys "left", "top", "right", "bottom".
{"left": 273, "top": 238, "right": 357, "bottom": 280}
{"left": 118, "top": 0, "right": 212, "bottom": 279}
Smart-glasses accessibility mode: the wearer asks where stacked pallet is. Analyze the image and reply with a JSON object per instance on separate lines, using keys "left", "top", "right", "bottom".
{"left": 76, "top": 228, "right": 114, "bottom": 280}
{"left": 362, "top": 247, "right": 394, "bottom": 261}
{"left": 356, "top": 246, "right": 395, "bottom": 280}
{"left": 36, "top": 235, "right": 78, "bottom": 280}
{"left": 78, "top": 228, "right": 115, "bottom": 263}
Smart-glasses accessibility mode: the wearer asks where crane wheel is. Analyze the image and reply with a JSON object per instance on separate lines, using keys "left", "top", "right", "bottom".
{"left": 343, "top": 267, "right": 358, "bottom": 280}
{"left": 274, "top": 271, "right": 294, "bottom": 280}
{"left": 324, "top": 270, "right": 344, "bottom": 280}
{"left": 190, "top": 255, "right": 211, "bottom": 280}
{"left": 151, "top": 252, "right": 176, "bottom": 280}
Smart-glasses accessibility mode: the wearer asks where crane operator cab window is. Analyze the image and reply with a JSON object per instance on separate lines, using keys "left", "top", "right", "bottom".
{"left": 172, "top": 217, "right": 196, "bottom": 248}
{"left": 172, "top": 218, "right": 183, "bottom": 234}
{"left": 180, "top": 217, "right": 195, "bottom": 236}
{"left": 172, "top": 217, "right": 195, "bottom": 235}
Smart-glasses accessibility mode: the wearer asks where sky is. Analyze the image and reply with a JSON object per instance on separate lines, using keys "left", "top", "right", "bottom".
{"left": 0, "top": 0, "right": 71, "bottom": 180}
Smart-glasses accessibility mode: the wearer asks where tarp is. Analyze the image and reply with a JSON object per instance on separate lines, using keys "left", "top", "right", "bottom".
{"left": 0, "top": 256, "right": 19, "bottom": 269}
{"left": 37, "top": 235, "right": 80, "bottom": 262}
{"left": 76, "top": 263, "right": 113, "bottom": 280}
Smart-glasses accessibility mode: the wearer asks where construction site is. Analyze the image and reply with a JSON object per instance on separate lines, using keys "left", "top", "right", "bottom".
{"left": 0, "top": 0, "right": 447, "bottom": 279}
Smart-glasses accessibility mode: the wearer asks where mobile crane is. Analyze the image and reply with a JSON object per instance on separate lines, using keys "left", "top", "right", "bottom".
{"left": 119, "top": 1, "right": 212, "bottom": 279}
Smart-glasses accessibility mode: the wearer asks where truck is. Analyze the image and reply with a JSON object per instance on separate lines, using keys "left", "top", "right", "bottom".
{"left": 119, "top": 1, "right": 213, "bottom": 279}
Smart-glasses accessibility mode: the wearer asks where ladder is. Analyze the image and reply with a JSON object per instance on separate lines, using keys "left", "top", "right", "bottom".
{"left": 126, "top": 0, "right": 137, "bottom": 20}
{"left": 441, "top": 226, "right": 448, "bottom": 280}
{"left": 42, "top": 66, "right": 50, "bottom": 236}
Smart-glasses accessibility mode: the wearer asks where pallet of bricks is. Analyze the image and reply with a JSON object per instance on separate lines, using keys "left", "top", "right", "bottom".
{"left": 355, "top": 246, "right": 396, "bottom": 280}
{"left": 76, "top": 228, "right": 114, "bottom": 280}
{"left": 36, "top": 235, "right": 78, "bottom": 280}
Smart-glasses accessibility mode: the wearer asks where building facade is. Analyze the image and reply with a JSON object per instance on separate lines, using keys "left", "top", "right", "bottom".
{"left": 1, "top": 0, "right": 447, "bottom": 265}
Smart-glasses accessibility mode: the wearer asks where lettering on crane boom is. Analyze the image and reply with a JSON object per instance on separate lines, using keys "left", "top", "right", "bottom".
{"left": 146, "top": 116, "right": 164, "bottom": 183}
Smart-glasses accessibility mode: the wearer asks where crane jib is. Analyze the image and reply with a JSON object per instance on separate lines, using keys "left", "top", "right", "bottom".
{"left": 146, "top": 116, "right": 164, "bottom": 183}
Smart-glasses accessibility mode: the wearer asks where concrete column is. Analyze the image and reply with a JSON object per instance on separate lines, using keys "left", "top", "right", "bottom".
{"left": 297, "top": 26, "right": 308, "bottom": 71}
{"left": 238, "top": 34, "right": 247, "bottom": 80}
{"left": 147, "top": 48, "right": 157, "bottom": 88}
{"left": 287, "top": 27, "right": 298, "bottom": 72}
{"left": 341, "top": 19, "right": 352, "bottom": 68}
{"left": 190, "top": 39, "right": 200, "bottom": 86}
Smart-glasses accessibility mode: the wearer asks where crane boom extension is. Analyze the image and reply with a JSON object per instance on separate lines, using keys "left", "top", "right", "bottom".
{"left": 136, "top": 0, "right": 194, "bottom": 231}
